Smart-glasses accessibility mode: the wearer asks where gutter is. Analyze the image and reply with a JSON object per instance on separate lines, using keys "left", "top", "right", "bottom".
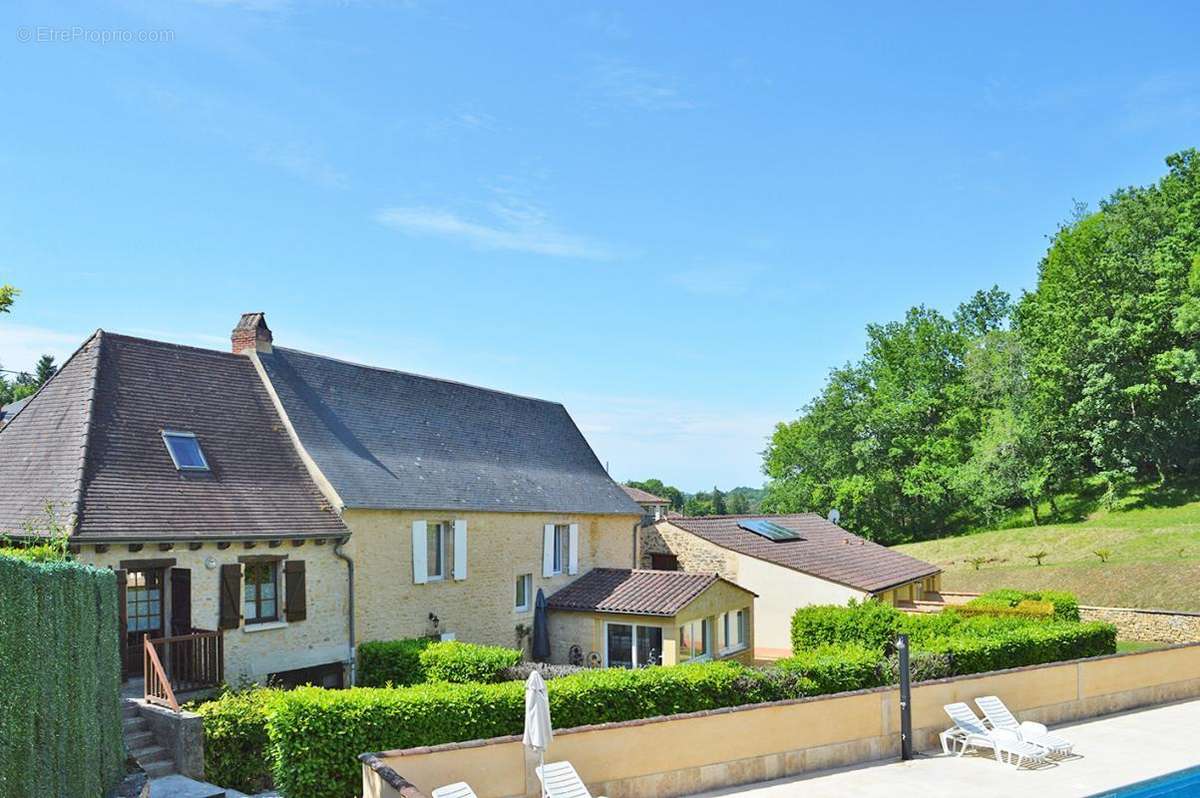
{"left": 334, "top": 538, "right": 357, "bottom": 685}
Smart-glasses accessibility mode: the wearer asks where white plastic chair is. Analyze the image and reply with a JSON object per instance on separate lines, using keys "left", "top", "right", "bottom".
{"left": 975, "top": 695, "right": 1073, "bottom": 757}
{"left": 536, "top": 761, "right": 606, "bottom": 798}
{"left": 941, "top": 702, "right": 1049, "bottom": 768}
{"left": 431, "top": 783, "right": 478, "bottom": 798}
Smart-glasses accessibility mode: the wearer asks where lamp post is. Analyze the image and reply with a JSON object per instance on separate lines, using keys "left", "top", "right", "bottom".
{"left": 897, "top": 633, "right": 913, "bottom": 761}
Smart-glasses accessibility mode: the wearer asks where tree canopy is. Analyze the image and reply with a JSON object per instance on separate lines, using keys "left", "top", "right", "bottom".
{"left": 763, "top": 150, "right": 1200, "bottom": 544}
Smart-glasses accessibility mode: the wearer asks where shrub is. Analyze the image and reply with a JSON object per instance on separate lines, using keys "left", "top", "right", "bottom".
{"left": 775, "top": 643, "right": 885, "bottom": 693}
{"left": 356, "top": 638, "right": 433, "bottom": 687}
{"left": 269, "top": 682, "right": 525, "bottom": 798}
{"left": 881, "top": 649, "right": 955, "bottom": 683}
{"left": 921, "top": 621, "right": 1116, "bottom": 675}
{"left": 195, "top": 688, "right": 282, "bottom": 794}
{"left": 958, "top": 599, "right": 1055, "bottom": 620}
{"left": 419, "top": 640, "right": 523, "bottom": 684}
{"left": 790, "top": 600, "right": 903, "bottom": 652}
{"left": 0, "top": 554, "right": 124, "bottom": 798}
{"left": 973, "top": 589, "right": 1080, "bottom": 622}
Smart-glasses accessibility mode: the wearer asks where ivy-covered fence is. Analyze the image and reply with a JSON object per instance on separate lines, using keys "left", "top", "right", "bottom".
{"left": 0, "top": 554, "right": 125, "bottom": 798}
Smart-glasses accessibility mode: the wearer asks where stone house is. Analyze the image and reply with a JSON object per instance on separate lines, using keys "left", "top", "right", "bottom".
{"left": 0, "top": 313, "right": 757, "bottom": 688}
{"left": 621, "top": 485, "right": 672, "bottom": 522}
{"left": 639, "top": 515, "right": 941, "bottom": 658}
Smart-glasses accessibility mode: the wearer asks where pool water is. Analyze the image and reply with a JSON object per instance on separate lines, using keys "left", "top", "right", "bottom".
{"left": 1093, "top": 765, "right": 1200, "bottom": 796}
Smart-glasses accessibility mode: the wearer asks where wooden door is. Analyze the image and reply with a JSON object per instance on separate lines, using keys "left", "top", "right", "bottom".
{"left": 123, "top": 568, "right": 165, "bottom": 677}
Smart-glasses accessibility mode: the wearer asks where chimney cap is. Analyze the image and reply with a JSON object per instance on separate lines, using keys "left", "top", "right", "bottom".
{"left": 232, "top": 312, "right": 273, "bottom": 354}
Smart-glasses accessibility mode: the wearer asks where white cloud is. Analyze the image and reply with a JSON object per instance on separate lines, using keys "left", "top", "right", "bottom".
{"left": 375, "top": 193, "right": 611, "bottom": 260}
{"left": 589, "top": 58, "right": 696, "bottom": 112}
{"left": 0, "top": 324, "right": 88, "bottom": 375}
{"left": 254, "top": 142, "right": 349, "bottom": 189}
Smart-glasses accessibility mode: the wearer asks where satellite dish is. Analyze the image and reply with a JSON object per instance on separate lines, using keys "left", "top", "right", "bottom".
{"left": 827, "top": 508, "right": 841, "bottom": 525}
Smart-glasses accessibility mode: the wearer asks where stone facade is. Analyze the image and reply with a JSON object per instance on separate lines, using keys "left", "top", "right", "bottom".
{"left": 343, "top": 509, "right": 639, "bottom": 651}
{"left": 80, "top": 539, "right": 351, "bottom": 683}
{"left": 1080, "top": 606, "right": 1200, "bottom": 644}
{"left": 638, "top": 523, "right": 735, "bottom": 577}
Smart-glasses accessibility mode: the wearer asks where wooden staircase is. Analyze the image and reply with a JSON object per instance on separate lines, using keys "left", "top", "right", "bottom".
{"left": 122, "top": 700, "right": 176, "bottom": 779}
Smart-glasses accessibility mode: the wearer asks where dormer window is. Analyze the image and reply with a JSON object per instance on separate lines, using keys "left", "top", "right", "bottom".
{"left": 162, "top": 431, "right": 209, "bottom": 471}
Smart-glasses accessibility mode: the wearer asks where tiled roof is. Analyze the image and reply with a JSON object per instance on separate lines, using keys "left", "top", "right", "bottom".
{"left": 622, "top": 485, "right": 669, "bottom": 504}
{"left": 546, "top": 568, "right": 753, "bottom": 617}
{"left": 0, "top": 332, "right": 348, "bottom": 541}
{"left": 255, "top": 347, "right": 643, "bottom": 516}
{"left": 663, "top": 514, "right": 940, "bottom": 593}
{"left": 0, "top": 397, "right": 31, "bottom": 426}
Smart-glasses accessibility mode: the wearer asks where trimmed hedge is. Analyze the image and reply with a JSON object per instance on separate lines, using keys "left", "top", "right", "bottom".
{"left": 357, "top": 638, "right": 523, "bottom": 686}
{"left": 972, "top": 589, "right": 1080, "bottom": 622}
{"left": 957, "top": 599, "right": 1055, "bottom": 620}
{"left": 790, "top": 599, "right": 903, "bottom": 651}
{"left": 0, "top": 554, "right": 125, "bottom": 798}
{"left": 194, "top": 688, "right": 281, "bottom": 794}
{"left": 356, "top": 638, "right": 433, "bottom": 687}
{"left": 775, "top": 643, "right": 886, "bottom": 693}
{"left": 921, "top": 621, "right": 1116, "bottom": 674}
{"left": 420, "top": 640, "right": 522, "bottom": 684}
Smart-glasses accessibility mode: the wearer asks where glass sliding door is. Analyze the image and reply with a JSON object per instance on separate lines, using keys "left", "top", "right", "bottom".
{"left": 606, "top": 623, "right": 634, "bottom": 668}
{"left": 636, "top": 626, "right": 663, "bottom": 667}
{"left": 606, "top": 622, "right": 664, "bottom": 668}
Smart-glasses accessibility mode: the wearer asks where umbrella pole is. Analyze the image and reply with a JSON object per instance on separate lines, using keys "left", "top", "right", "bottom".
{"left": 539, "top": 750, "right": 546, "bottom": 798}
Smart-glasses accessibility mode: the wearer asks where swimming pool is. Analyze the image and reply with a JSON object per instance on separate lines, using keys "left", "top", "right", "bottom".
{"left": 1092, "top": 765, "right": 1200, "bottom": 796}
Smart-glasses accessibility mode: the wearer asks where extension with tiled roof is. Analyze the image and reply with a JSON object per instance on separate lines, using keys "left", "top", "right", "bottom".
{"left": 639, "top": 513, "right": 941, "bottom": 658}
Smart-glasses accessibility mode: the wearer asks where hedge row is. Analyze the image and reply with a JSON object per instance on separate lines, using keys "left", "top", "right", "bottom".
{"left": 194, "top": 688, "right": 282, "bottom": 794}
{"left": 956, "top": 599, "right": 1055, "bottom": 619}
{"left": 0, "top": 554, "right": 125, "bottom": 798}
{"left": 356, "top": 639, "right": 522, "bottom": 686}
{"left": 970, "top": 589, "right": 1081, "bottom": 622}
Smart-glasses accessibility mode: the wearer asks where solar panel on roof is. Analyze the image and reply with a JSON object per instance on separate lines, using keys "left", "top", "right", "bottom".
{"left": 737, "top": 519, "right": 803, "bottom": 542}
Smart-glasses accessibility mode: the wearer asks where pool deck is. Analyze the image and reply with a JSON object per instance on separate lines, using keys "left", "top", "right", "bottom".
{"left": 690, "top": 698, "right": 1200, "bottom": 797}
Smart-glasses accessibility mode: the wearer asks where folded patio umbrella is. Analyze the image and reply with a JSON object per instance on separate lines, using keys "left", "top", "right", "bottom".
{"left": 523, "top": 670, "right": 553, "bottom": 798}
{"left": 532, "top": 588, "right": 551, "bottom": 661}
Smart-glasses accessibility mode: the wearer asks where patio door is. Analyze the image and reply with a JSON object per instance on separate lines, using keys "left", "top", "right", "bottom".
{"left": 123, "top": 568, "right": 165, "bottom": 677}
{"left": 605, "top": 623, "right": 664, "bottom": 668}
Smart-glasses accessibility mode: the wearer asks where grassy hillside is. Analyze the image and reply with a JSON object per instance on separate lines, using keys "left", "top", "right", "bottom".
{"left": 893, "top": 496, "right": 1200, "bottom": 612}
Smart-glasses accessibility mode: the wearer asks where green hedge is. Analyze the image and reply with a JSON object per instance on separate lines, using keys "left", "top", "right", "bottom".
{"left": 790, "top": 599, "right": 903, "bottom": 651}
{"left": 419, "top": 640, "right": 522, "bottom": 684}
{"left": 775, "top": 643, "right": 886, "bottom": 693}
{"left": 194, "top": 688, "right": 282, "bottom": 794}
{"left": 357, "top": 638, "right": 523, "bottom": 686}
{"left": 972, "top": 589, "right": 1081, "bottom": 622}
{"left": 957, "top": 599, "right": 1055, "bottom": 619}
{"left": 0, "top": 554, "right": 124, "bottom": 798}
{"left": 922, "top": 621, "right": 1116, "bottom": 674}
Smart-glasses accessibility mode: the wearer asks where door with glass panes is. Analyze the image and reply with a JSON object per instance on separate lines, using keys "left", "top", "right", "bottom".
{"left": 605, "top": 622, "right": 663, "bottom": 668}
{"left": 123, "top": 568, "right": 165, "bottom": 676}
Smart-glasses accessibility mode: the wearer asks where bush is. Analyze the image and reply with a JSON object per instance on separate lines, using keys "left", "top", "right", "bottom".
{"left": 775, "top": 643, "right": 886, "bottom": 693}
{"left": 921, "top": 621, "right": 1116, "bottom": 675}
{"left": 269, "top": 682, "right": 525, "bottom": 798}
{"left": 0, "top": 554, "right": 125, "bottom": 798}
{"left": 356, "top": 638, "right": 433, "bottom": 687}
{"left": 195, "top": 688, "right": 282, "bottom": 794}
{"left": 881, "top": 649, "right": 955, "bottom": 683}
{"left": 419, "top": 640, "right": 522, "bottom": 684}
{"left": 790, "top": 600, "right": 903, "bottom": 652}
{"left": 973, "top": 589, "right": 1080, "bottom": 622}
{"left": 958, "top": 599, "right": 1055, "bottom": 620}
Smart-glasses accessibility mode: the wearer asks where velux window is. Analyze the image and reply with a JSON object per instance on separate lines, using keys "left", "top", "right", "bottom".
{"left": 162, "top": 431, "right": 209, "bottom": 471}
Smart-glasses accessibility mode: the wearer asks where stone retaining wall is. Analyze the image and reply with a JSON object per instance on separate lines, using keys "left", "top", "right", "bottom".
{"left": 1080, "top": 606, "right": 1200, "bottom": 644}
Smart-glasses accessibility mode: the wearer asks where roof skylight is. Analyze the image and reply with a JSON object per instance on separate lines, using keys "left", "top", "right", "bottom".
{"left": 162, "top": 431, "right": 209, "bottom": 471}
{"left": 737, "top": 519, "right": 802, "bottom": 542}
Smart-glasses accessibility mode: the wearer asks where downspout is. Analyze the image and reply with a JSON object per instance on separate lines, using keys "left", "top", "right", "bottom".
{"left": 334, "top": 538, "right": 356, "bottom": 685}
{"left": 632, "top": 521, "right": 640, "bottom": 569}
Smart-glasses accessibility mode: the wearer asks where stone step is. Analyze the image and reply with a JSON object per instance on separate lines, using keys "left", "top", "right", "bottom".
{"left": 126, "top": 729, "right": 156, "bottom": 750}
{"left": 122, "top": 701, "right": 141, "bottom": 720}
{"left": 147, "top": 774, "right": 226, "bottom": 798}
{"left": 122, "top": 716, "right": 149, "bottom": 734}
{"left": 141, "top": 759, "right": 177, "bottom": 779}
{"left": 131, "top": 744, "right": 172, "bottom": 764}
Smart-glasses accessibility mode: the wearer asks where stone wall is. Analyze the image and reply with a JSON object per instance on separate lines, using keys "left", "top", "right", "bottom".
{"left": 1081, "top": 606, "right": 1200, "bottom": 644}
{"left": 343, "top": 509, "right": 639, "bottom": 650}
{"left": 638, "top": 522, "right": 736, "bottom": 577}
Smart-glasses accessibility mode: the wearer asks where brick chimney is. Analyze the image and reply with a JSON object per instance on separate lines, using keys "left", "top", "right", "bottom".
{"left": 231, "top": 312, "right": 273, "bottom": 354}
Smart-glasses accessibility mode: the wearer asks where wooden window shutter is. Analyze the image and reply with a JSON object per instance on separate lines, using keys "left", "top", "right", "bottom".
{"left": 285, "top": 561, "right": 307, "bottom": 622}
{"left": 218, "top": 563, "right": 241, "bottom": 630}
{"left": 568, "top": 523, "right": 579, "bottom": 575}
{"left": 412, "top": 520, "right": 428, "bottom": 584}
{"left": 542, "top": 524, "right": 555, "bottom": 577}
{"left": 452, "top": 520, "right": 467, "bottom": 581}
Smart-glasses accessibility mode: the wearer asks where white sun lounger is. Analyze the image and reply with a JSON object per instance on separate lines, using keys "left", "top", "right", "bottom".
{"left": 431, "top": 783, "right": 478, "bottom": 798}
{"left": 941, "top": 702, "right": 1049, "bottom": 768}
{"left": 537, "top": 761, "right": 607, "bottom": 798}
{"left": 976, "top": 695, "right": 1074, "bottom": 757}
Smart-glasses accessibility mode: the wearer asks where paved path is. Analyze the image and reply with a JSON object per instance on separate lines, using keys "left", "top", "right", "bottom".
{"left": 690, "top": 699, "right": 1200, "bottom": 797}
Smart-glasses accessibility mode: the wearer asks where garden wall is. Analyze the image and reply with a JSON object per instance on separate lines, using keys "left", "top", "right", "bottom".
{"left": 362, "top": 643, "right": 1200, "bottom": 798}
{"left": 0, "top": 555, "right": 125, "bottom": 798}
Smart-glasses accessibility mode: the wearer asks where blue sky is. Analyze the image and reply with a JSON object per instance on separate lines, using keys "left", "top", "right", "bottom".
{"left": 2, "top": 1, "right": 1198, "bottom": 491}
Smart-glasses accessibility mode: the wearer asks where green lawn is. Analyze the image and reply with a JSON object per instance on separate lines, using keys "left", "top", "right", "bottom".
{"left": 893, "top": 497, "right": 1200, "bottom": 611}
